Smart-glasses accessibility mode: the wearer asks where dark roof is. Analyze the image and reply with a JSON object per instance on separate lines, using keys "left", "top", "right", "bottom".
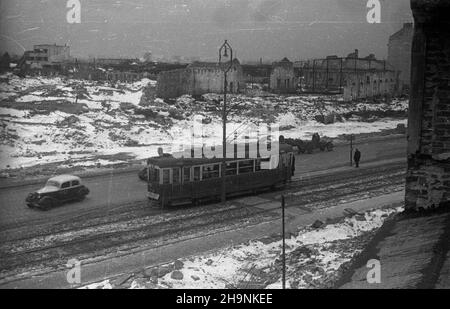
{"left": 147, "top": 143, "right": 294, "bottom": 168}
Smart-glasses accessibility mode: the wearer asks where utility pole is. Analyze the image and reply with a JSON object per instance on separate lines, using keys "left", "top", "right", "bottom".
{"left": 350, "top": 134, "right": 354, "bottom": 166}
{"left": 219, "top": 40, "right": 233, "bottom": 203}
{"left": 282, "top": 195, "right": 286, "bottom": 289}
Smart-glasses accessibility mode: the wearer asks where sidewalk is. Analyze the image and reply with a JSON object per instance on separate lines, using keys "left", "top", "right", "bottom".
{"left": 337, "top": 208, "right": 450, "bottom": 289}
{"left": 293, "top": 157, "right": 405, "bottom": 181}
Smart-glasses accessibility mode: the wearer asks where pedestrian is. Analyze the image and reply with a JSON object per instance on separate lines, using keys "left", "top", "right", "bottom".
{"left": 354, "top": 148, "right": 361, "bottom": 168}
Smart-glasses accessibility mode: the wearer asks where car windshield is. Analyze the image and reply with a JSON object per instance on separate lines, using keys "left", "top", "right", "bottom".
{"left": 46, "top": 180, "right": 60, "bottom": 188}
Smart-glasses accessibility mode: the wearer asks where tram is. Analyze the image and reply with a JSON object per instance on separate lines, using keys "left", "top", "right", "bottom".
{"left": 146, "top": 143, "right": 295, "bottom": 207}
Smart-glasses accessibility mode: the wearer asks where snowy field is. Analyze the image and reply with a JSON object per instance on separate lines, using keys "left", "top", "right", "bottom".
{"left": 0, "top": 73, "right": 408, "bottom": 171}
{"left": 82, "top": 206, "right": 402, "bottom": 289}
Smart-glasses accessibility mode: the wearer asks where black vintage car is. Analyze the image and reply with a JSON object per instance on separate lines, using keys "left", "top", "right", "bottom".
{"left": 26, "top": 175, "right": 90, "bottom": 210}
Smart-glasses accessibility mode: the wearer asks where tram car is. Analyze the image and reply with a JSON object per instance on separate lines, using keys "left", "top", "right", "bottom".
{"left": 145, "top": 144, "right": 295, "bottom": 207}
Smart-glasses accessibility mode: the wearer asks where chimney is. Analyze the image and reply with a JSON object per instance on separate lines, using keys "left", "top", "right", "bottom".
{"left": 355, "top": 49, "right": 359, "bottom": 58}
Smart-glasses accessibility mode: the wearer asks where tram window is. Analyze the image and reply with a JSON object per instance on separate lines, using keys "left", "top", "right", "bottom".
{"left": 162, "top": 169, "right": 171, "bottom": 184}
{"left": 149, "top": 168, "right": 159, "bottom": 182}
{"left": 255, "top": 159, "right": 261, "bottom": 171}
{"left": 211, "top": 164, "right": 220, "bottom": 177}
{"left": 193, "top": 166, "right": 201, "bottom": 181}
{"left": 173, "top": 168, "right": 181, "bottom": 184}
{"left": 226, "top": 162, "right": 237, "bottom": 175}
{"left": 183, "top": 167, "right": 191, "bottom": 182}
{"left": 239, "top": 160, "right": 254, "bottom": 174}
{"left": 202, "top": 165, "right": 220, "bottom": 179}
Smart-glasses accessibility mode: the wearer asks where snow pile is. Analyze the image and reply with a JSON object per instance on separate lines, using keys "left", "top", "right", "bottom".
{"left": 154, "top": 207, "right": 400, "bottom": 289}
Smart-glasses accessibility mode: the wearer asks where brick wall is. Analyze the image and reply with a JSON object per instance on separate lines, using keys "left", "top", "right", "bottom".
{"left": 406, "top": 0, "right": 450, "bottom": 211}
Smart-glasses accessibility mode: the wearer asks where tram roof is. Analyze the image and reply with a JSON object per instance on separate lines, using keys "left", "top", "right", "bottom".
{"left": 147, "top": 143, "right": 293, "bottom": 168}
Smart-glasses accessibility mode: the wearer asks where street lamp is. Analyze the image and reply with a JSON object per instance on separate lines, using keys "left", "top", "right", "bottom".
{"left": 219, "top": 40, "right": 233, "bottom": 203}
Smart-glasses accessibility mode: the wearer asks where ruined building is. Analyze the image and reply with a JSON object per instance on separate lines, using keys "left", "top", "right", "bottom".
{"left": 296, "top": 50, "right": 397, "bottom": 100}
{"left": 388, "top": 23, "right": 414, "bottom": 94}
{"left": 269, "top": 58, "right": 297, "bottom": 94}
{"left": 406, "top": 0, "right": 450, "bottom": 211}
{"left": 20, "top": 44, "right": 71, "bottom": 72}
{"left": 343, "top": 70, "right": 397, "bottom": 101}
{"left": 156, "top": 59, "right": 244, "bottom": 99}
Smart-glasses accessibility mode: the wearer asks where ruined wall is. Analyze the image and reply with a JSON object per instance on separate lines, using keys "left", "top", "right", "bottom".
{"left": 343, "top": 70, "right": 396, "bottom": 101}
{"left": 405, "top": 0, "right": 450, "bottom": 211}
{"left": 157, "top": 62, "right": 244, "bottom": 98}
{"left": 299, "top": 57, "right": 392, "bottom": 93}
{"left": 388, "top": 23, "right": 413, "bottom": 92}
{"left": 269, "top": 65, "right": 297, "bottom": 93}
{"left": 191, "top": 64, "right": 243, "bottom": 95}
{"left": 156, "top": 69, "right": 191, "bottom": 99}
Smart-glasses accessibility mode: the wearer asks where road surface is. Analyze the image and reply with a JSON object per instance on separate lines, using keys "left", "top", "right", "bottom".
{"left": 0, "top": 136, "right": 406, "bottom": 228}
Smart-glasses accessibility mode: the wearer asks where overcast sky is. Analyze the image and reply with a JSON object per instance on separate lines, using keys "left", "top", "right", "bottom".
{"left": 0, "top": 0, "right": 412, "bottom": 62}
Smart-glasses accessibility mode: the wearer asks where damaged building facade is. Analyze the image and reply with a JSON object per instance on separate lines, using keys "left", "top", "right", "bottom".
{"left": 388, "top": 23, "right": 414, "bottom": 94}
{"left": 269, "top": 58, "right": 297, "bottom": 94}
{"left": 156, "top": 59, "right": 244, "bottom": 98}
{"left": 406, "top": 0, "right": 450, "bottom": 211}
{"left": 343, "top": 69, "right": 397, "bottom": 101}
{"left": 20, "top": 44, "right": 71, "bottom": 73}
{"left": 295, "top": 50, "right": 397, "bottom": 100}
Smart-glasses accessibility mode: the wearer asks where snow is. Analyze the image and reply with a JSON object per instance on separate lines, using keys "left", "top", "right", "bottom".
{"left": 0, "top": 73, "right": 408, "bottom": 171}
{"left": 80, "top": 206, "right": 402, "bottom": 289}
{"left": 153, "top": 207, "right": 400, "bottom": 289}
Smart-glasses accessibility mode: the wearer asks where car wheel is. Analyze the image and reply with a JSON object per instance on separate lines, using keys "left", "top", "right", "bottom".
{"left": 75, "top": 188, "right": 88, "bottom": 202}
{"left": 39, "top": 196, "right": 54, "bottom": 211}
{"left": 76, "top": 195, "right": 86, "bottom": 202}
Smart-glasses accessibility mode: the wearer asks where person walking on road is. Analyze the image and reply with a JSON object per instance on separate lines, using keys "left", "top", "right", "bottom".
{"left": 354, "top": 148, "right": 361, "bottom": 168}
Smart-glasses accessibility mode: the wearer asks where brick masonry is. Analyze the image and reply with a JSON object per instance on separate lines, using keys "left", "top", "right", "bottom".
{"left": 406, "top": 0, "right": 450, "bottom": 211}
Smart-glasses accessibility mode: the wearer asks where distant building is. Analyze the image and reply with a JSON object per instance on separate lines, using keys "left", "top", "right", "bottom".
{"left": 156, "top": 59, "right": 244, "bottom": 98}
{"left": 343, "top": 70, "right": 397, "bottom": 101}
{"left": 296, "top": 50, "right": 397, "bottom": 97}
{"left": 269, "top": 57, "right": 297, "bottom": 94}
{"left": 241, "top": 64, "right": 272, "bottom": 84}
{"left": 387, "top": 23, "right": 414, "bottom": 93}
{"left": 22, "top": 44, "right": 71, "bottom": 70}
{"left": 106, "top": 70, "right": 147, "bottom": 82}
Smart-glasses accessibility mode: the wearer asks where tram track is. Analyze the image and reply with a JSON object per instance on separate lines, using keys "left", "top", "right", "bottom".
{"left": 1, "top": 161, "right": 405, "bottom": 243}
{"left": 0, "top": 161, "right": 406, "bottom": 278}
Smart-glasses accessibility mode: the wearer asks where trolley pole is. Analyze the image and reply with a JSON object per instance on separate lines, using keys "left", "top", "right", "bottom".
{"left": 282, "top": 195, "right": 286, "bottom": 289}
